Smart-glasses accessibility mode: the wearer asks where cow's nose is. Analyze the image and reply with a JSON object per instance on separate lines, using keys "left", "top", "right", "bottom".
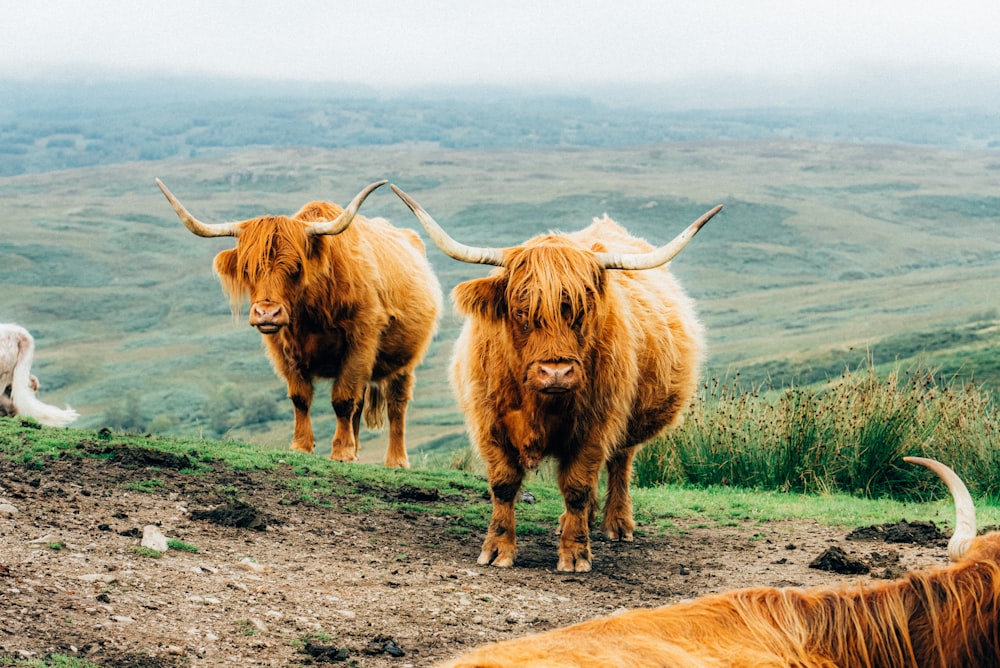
{"left": 249, "top": 302, "right": 288, "bottom": 332}
{"left": 252, "top": 303, "right": 282, "bottom": 320}
{"left": 536, "top": 362, "right": 575, "bottom": 391}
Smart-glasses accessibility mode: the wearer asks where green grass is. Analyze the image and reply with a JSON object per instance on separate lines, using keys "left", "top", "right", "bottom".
{"left": 635, "top": 360, "right": 999, "bottom": 501}
{"left": 3, "top": 415, "right": 999, "bottom": 539}
{"left": 130, "top": 546, "right": 163, "bottom": 559}
{"left": 167, "top": 539, "right": 199, "bottom": 553}
{"left": 124, "top": 478, "right": 165, "bottom": 493}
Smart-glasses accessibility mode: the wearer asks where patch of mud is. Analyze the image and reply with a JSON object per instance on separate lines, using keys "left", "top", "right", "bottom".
{"left": 809, "top": 545, "right": 870, "bottom": 575}
{"left": 847, "top": 520, "right": 947, "bottom": 546}
{"left": 396, "top": 484, "right": 440, "bottom": 502}
{"left": 301, "top": 641, "right": 351, "bottom": 663}
{"left": 189, "top": 500, "right": 270, "bottom": 531}
{"left": 808, "top": 544, "right": 910, "bottom": 579}
{"left": 83, "top": 441, "right": 195, "bottom": 470}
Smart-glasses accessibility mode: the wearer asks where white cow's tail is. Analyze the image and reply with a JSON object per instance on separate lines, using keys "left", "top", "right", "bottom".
{"left": 8, "top": 328, "right": 79, "bottom": 427}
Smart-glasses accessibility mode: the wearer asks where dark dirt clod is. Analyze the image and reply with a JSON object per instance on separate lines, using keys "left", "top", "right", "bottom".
{"left": 867, "top": 549, "right": 908, "bottom": 579}
{"left": 365, "top": 635, "right": 405, "bottom": 657}
{"left": 809, "top": 545, "right": 871, "bottom": 574}
{"left": 396, "top": 484, "right": 440, "bottom": 502}
{"left": 88, "top": 443, "right": 194, "bottom": 470}
{"left": 189, "top": 501, "right": 269, "bottom": 531}
{"left": 847, "top": 520, "right": 946, "bottom": 546}
{"left": 302, "top": 642, "right": 351, "bottom": 662}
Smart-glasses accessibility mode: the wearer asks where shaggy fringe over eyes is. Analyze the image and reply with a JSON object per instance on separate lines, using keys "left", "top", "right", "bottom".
{"left": 504, "top": 243, "right": 601, "bottom": 327}
{"left": 221, "top": 216, "right": 316, "bottom": 308}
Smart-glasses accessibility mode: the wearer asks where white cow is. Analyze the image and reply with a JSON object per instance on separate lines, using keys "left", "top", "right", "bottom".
{"left": 0, "top": 323, "right": 78, "bottom": 426}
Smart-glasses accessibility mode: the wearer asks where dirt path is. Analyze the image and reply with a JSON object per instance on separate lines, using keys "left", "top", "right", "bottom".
{"left": 0, "top": 445, "right": 949, "bottom": 667}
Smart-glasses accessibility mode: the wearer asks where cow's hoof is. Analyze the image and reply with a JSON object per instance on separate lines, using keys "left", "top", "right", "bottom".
{"left": 605, "top": 528, "right": 635, "bottom": 542}
{"left": 290, "top": 441, "right": 314, "bottom": 454}
{"left": 557, "top": 555, "right": 592, "bottom": 573}
{"left": 384, "top": 456, "right": 410, "bottom": 469}
{"left": 478, "top": 548, "right": 515, "bottom": 568}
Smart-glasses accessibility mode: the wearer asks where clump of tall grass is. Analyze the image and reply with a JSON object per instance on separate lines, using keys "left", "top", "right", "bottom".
{"left": 635, "top": 361, "right": 998, "bottom": 501}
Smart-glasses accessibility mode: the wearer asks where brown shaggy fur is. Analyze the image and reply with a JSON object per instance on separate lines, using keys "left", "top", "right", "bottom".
{"left": 439, "top": 513, "right": 1000, "bottom": 667}
{"left": 207, "top": 201, "right": 442, "bottom": 467}
{"left": 450, "top": 215, "right": 703, "bottom": 571}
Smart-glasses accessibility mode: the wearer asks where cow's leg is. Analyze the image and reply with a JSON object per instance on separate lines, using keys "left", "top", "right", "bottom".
{"left": 602, "top": 446, "right": 638, "bottom": 541}
{"left": 351, "top": 389, "right": 365, "bottom": 454}
{"left": 330, "top": 396, "right": 361, "bottom": 462}
{"left": 556, "top": 454, "right": 602, "bottom": 572}
{"left": 557, "top": 478, "right": 598, "bottom": 536}
{"left": 329, "top": 339, "right": 379, "bottom": 462}
{"left": 287, "top": 377, "right": 316, "bottom": 454}
{"left": 479, "top": 449, "right": 525, "bottom": 568}
{"left": 383, "top": 372, "right": 413, "bottom": 469}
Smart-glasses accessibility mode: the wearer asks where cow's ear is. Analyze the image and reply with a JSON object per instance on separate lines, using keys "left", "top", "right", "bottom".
{"left": 213, "top": 249, "right": 237, "bottom": 280}
{"left": 213, "top": 249, "right": 241, "bottom": 299}
{"left": 584, "top": 245, "right": 609, "bottom": 296}
{"left": 453, "top": 276, "right": 506, "bottom": 321}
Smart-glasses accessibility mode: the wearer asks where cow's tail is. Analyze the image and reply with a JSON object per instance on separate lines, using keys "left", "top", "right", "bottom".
{"left": 363, "top": 382, "right": 386, "bottom": 431}
{"left": 9, "top": 329, "right": 79, "bottom": 428}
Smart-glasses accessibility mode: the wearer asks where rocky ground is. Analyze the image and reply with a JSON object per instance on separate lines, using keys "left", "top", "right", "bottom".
{"left": 0, "top": 440, "right": 950, "bottom": 667}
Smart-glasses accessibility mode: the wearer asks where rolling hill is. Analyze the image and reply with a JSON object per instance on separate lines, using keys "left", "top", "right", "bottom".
{"left": 2, "top": 91, "right": 998, "bottom": 463}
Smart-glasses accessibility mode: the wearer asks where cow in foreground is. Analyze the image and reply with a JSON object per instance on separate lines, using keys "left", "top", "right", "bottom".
{"left": 157, "top": 180, "right": 442, "bottom": 467}
{"left": 0, "top": 323, "right": 78, "bottom": 427}
{"left": 437, "top": 457, "right": 1000, "bottom": 667}
{"left": 394, "top": 185, "right": 721, "bottom": 571}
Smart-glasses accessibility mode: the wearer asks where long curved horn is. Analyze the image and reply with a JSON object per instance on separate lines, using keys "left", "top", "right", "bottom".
{"left": 593, "top": 205, "right": 723, "bottom": 270}
{"left": 156, "top": 178, "right": 244, "bottom": 238}
{"left": 904, "top": 456, "right": 977, "bottom": 561}
{"left": 391, "top": 185, "right": 506, "bottom": 266}
{"left": 304, "top": 180, "right": 389, "bottom": 236}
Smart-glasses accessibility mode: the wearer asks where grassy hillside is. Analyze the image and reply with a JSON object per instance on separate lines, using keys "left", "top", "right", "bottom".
{"left": 4, "top": 418, "right": 999, "bottom": 531}
{"left": 1, "top": 141, "right": 997, "bottom": 462}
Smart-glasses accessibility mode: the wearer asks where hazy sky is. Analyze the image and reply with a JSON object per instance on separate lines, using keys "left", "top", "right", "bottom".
{"left": 5, "top": 1, "right": 1000, "bottom": 91}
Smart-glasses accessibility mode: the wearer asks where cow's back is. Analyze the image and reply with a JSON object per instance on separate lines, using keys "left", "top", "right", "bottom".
{"left": 571, "top": 216, "right": 704, "bottom": 441}
{"left": 353, "top": 216, "right": 443, "bottom": 362}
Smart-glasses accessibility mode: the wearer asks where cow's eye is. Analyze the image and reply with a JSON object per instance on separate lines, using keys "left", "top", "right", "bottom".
{"left": 513, "top": 310, "right": 530, "bottom": 333}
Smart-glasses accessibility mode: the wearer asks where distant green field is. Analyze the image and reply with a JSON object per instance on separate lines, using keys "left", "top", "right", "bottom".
{"left": 1, "top": 141, "right": 997, "bottom": 463}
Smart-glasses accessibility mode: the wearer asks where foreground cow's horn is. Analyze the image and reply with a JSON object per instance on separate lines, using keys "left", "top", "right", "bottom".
{"left": 391, "top": 185, "right": 506, "bottom": 266}
{"left": 156, "top": 179, "right": 388, "bottom": 238}
{"left": 392, "top": 184, "right": 722, "bottom": 270}
{"left": 904, "top": 456, "right": 977, "bottom": 561}
{"left": 593, "top": 204, "right": 723, "bottom": 270}
{"left": 303, "top": 180, "right": 389, "bottom": 236}
{"left": 156, "top": 178, "right": 245, "bottom": 238}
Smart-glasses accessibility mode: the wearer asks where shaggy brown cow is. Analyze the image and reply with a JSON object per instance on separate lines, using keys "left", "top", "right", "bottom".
{"left": 0, "top": 323, "right": 78, "bottom": 426}
{"left": 437, "top": 457, "right": 1000, "bottom": 668}
{"left": 157, "top": 180, "right": 442, "bottom": 467}
{"left": 393, "top": 185, "right": 721, "bottom": 571}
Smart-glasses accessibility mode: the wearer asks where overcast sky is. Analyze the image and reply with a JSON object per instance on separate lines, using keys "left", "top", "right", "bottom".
{"left": 5, "top": 1, "right": 1000, "bottom": 96}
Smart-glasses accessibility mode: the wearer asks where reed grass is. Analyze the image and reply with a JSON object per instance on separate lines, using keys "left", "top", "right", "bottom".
{"left": 635, "top": 360, "right": 998, "bottom": 501}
